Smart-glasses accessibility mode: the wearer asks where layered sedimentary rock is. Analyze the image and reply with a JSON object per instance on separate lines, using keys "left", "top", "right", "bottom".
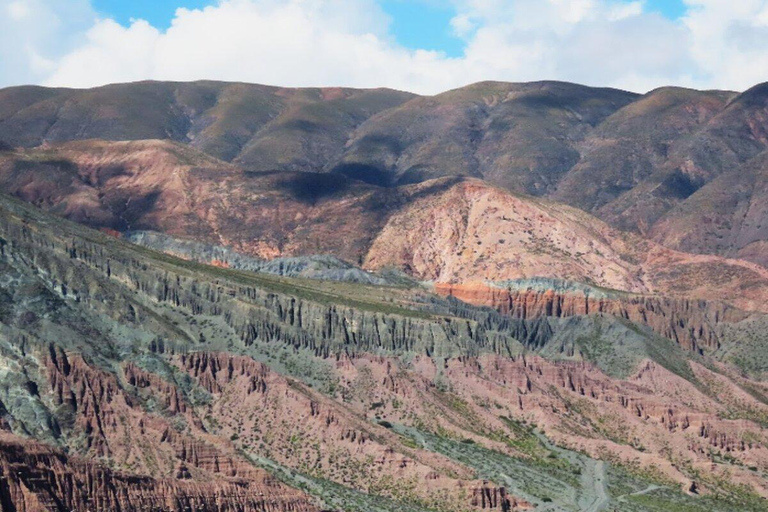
{"left": 0, "top": 433, "right": 318, "bottom": 512}
{"left": 0, "top": 194, "right": 534, "bottom": 511}
{"left": 5, "top": 140, "right": 768, "bottom": 315}
{"left": 170, "top": 351, "right": 525, "bottom": 509}
{"left": 1, "top": 192, "right": 768, "bottom": 510}
{"left": 436, "top": 280, "right": 753, "bottom": 352}
{"left": 0, "top": 191, "right": 516, "bottom": 362}
{"left": 364, "top": 179, "right": 768, "bottom": 313}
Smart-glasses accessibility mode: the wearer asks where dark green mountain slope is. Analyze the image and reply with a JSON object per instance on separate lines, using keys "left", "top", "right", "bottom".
{"left": 4, "top": 79, "right": 768, "bottom": 267}
{"left": 336, "top": 81, "right": 637, "bottom": 191}
{"left": 0, "top": 81, "right": 414, "bottom": 166}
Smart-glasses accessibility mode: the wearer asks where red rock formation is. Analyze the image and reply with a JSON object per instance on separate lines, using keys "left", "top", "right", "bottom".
{"left": 172, "top": 352, "right": 537, "bottom": 509}
{"left": 470, "top": 482, "right": 533, "bottom": 510}
{"left": 436, "top": 282, "right": 752, "bottom": 351}
{"left": 365, "top": 179, "right": 768, "bottom": 313}
{"left": 334, "top": 353, "right": 768, "bottom": 497}
{"left": 33, "top": 347, "right": 323, "bottom": 511}
{"left": 125, "top": 362, "right": 187, "bottom": 414}
{"left": 179, "top": 352, "right": 270, "bottom": 395}
{"left": 0, "top": 433, "right": 319, "bottom": 512}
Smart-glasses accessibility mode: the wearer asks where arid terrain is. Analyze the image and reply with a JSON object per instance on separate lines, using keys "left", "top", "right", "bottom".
{"left": 0, "top": 80, "right": 768, "bottom": 511}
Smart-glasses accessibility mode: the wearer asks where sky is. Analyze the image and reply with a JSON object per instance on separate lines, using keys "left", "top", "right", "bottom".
{"left": 1, "top": 0, "right": 767, "bottom": 94}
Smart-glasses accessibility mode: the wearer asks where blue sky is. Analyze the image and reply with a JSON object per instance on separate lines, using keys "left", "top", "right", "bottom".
{"left": 645, "top": 0, "right": 687, "bottom": 18}
{"left": 91, "top": 0, "right": 689, "bottom": 58}
{"left": 381, "top": 1, "right": 465, "bottom": 57}
{"left": 92, "top": 0, "right": 211, "bottom": 28}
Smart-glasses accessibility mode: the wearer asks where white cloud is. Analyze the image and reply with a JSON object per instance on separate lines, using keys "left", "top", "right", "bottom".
{"left": 607, "top": 1, "right": 643, "bottom": 21}
{"left": 681, "top": 0, "right": 768, "bottom": 91}
{"left": 450, "top": 12, "right": 476, "bottom": 37}
{"left": 50, "top": 19, "right": 161, "bottom": 87}
{"left": 7, "top": 1, "right": 31, "bottom": 20}
{"left": 44, "top": 0, "right": 465, "bottom": 93}
{"left": 2, "top": 0, "right": 768, "bottom": 94}
{"left": 0, "top": 0, "right": 95, "bottom": 86}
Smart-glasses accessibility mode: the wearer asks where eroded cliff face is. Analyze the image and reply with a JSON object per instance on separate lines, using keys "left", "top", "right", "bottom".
{"left": 1, "top": 193, "right": 767, "bottom": 511}
{"left": 435, "top": 281, "right": 753, "bottom": 353}
{"left": 120, "top": 223, "right": 762, "bottom": 358}
{"left": 0, "top": 342, "right": 321, "bottom": 512}
{"left": 0, "top": 194, "right": 533, "bottom": 511}
{"left": 38, "top": 346, "right": 524, "bottom": 512}
{"left": 170, "top": 351, "right": 530, "bottom": 510}
{"left": 364, "top": 179, "right": 768, "bottom": 314}
{"left": 0, "top": 190, "right": 515, "bottom": 362}
{"left": 330, "top": 352, "right": 768, "bottom": 500}
{"left": 0, "top": 433, "right": 317, "bottom": 512}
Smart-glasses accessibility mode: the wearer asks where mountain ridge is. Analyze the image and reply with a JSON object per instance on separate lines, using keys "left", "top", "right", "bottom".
{"left": 2, "top": 78, "right": 768, "bottom": 268}
{"left": 4, "top": 138, "right": 768, "bottom": 314}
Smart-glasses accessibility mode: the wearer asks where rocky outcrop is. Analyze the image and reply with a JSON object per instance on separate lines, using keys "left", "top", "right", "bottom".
{"left": 124, "top": 362, "right": 187, "bottom": 414}
{"left": 0, "top": 433, "right": 319, "bottom": 512}
{"left": 0, "top": 192, "right": 518, "bottom": 361}
{"left": 42, "top": 347, "right": 293, "bottom": 484}
{"left": 363, "top": 178, "right": 768, "bottom": 314}
{"left": 125, "top": 231, "right": 396, "bottom": 286}
{"left": 470, "top": 482, "right": 532, "bottom": 510}
{"left": 452, "top": 355, "right": 767, "bottom": 458}
{"left": 178, "top": 352, "right": 269, "bottom": 395}
{"left": 1, "top": 192, "right": 767, "bottom": 509}
{"left": 170, "top": 351, "right": 506, "bottom": 508}
{"left": 436, "top": 281, "right": 753, "bottom": 352}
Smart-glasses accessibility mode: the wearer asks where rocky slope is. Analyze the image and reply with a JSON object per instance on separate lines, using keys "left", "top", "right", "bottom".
{"left": 551, "top": 87, "right": 735, "bottom": 223}
{"left": 650, "top": 149, "right": 768, "bottom": 266}
{"left": 4, "top": 141, "right": 768, "bottom": 315}
{"left": 4, "top": 79, "right": 768, "bottom": 267}
{"left": 119, "top": 224, "right": 768, "bottom": 367}
{"left": 335, "top": 81, "right": 637, "bottom": 191}
{"left": 0, "top": 139, "right": 395, "bottom": 261}
{"left": 123, "top": 230, "right": 406, "bottom": 286}
{"left": 364, "top": 178, "right": 768, "bottom": 313}
{"left": 434, "top": 280, "right": 752, "bottom": 354}
{"left": 0, "top": 432, "right": 317, "bottom": 512}
{"left": 0, "top": 190, "right": 767, "bottom": 511}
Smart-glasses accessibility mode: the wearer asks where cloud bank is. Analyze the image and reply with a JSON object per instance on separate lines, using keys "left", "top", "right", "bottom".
{"left": 2, "top": 0, "right": 768, "bottom": 94}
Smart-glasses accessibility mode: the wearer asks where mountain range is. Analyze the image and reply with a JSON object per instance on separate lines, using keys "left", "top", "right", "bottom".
{"left": 0, "top": 79, "right": 768, "bottom": 511}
